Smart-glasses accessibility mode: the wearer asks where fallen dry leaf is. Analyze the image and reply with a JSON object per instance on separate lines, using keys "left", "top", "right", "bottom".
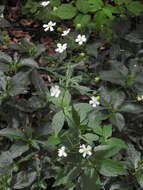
{"left": 20, "top": 19, "right": 33, "bottom": 26}
{"left": 10, "top": 30, "right": 30, "bottom": 38}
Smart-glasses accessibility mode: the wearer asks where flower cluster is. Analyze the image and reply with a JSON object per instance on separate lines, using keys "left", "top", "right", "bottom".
{"left": 42, "top": 21, "right": 87, "bottom": 53}
{"left": 58, "top": 144, "right": 92, "bottom": 158}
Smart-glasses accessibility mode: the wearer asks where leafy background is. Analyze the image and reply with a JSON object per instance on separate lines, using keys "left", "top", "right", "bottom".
{"left": 0, "top": 0, "right": 143, "bottom": 189}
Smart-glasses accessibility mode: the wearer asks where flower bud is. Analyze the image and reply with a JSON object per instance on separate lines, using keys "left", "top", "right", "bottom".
{"left": 80, "top": 52, "right": 85, "bottom": 57}
{"left": 57, "top": 27, "right": 62, "bottom": 33}
{"left": 95, "top": 76, "right": 100, "bottom": 82}
{"left": 97, "top": 96, "right": 100, "bottom": 101}
{"left": 53, "top": 6, "right": 57, "bottom": 11}
{"left": 76, "top": 23, "right": 81, "bottom": 29}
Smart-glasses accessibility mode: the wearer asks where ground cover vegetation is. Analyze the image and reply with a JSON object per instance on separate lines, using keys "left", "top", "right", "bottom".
{"left": 0, "top": 0, "right": 143, "bottom": 189}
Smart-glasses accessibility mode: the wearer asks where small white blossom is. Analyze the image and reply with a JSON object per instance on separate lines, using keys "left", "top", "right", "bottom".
{"left": 0, "top": 13, "right": 4, "bottom": 18}
{"left": 61, "top": 28, "right": 71, "bottom": 36}
{"left": 55, "top": 43, "right": 67, "bottom": 53}
{"left": 79, "top": 144, "right": 92, "bottom": 158}
{"left": 75, "top": 34, "right": 87, "bottom": 45}
{"left": 41, "top": 1, "right": 50, "bottom": 7}
{"left": 137, "top": 95, "right": 143, "bottom": 101}
{"left": 58, "top": 146, "right": 67, "bottom": 157}
{"left": 50, "top": 85, "right": 61, "bottom": 98}
{"left": 89, "top": 96, "right": 100, "bottom": 108}
{"left": 43, "top": 21, "right": 56, "bottom": 32}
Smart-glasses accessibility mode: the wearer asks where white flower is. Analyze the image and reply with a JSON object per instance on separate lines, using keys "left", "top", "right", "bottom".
{"left": 41, "top": 1, "right": 50, "bottom": 7}
{"left": 58, "top": 146, "right": 67, "bottom": 157}
{"left": 55, "top": 43, "right": 67, "bottom": 53}
{"left": 75, "top": 34, "right": 87, "bottom": 45}
{"left": 0, "top": 13, "right": 4, "bottom": 18}
{"left": 50, "top": 85, "right": 61, "bottom": 98}
{"left": 61, "top": 28, "right": 71, "bottom": 36}
{"left": 89, "top": 96, "right": 100, "bottom": 108}
{"left": 79, "top": 144, "right": 92, "bottom": 158}
{"left": 137, "top": 95, "right": 143, "bottom": 101}
{"left": 43, "top": 21, "right": 56, "bottom": 32}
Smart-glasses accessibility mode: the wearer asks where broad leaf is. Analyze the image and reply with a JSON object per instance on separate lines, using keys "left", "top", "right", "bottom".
{"left": 98, "top": 159, "right": 127, "bottom": 177}
{"left": 56, "top": 4, "right": 77, "bottom": 19}
{"left": 52, "top": 110, "right": 65, "bottom": 136}
{"left": 14, "top": 171, "right": 36, "bottom": 189}
{"left": 82, "top": 168, "right": 100, "bottom": 190}
{"left": 0, "top": 128, "right": 24, "bottom": 140}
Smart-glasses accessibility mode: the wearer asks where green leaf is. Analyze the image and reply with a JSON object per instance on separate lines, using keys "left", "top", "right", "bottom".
{"left": 93, "top": 10, "right": 107, "bottom": 28}
{"left": 9, "top": 143, "right": 29, "bottom": 159}
{"left": 103, "top": 124, "right": 112, "bottom": 139}
{"left": 94, "top": 126, "right": 103, "bottom": 136}
{"left": 111, "top": 91, "right": 125, "bottom": 109}
{"left": 50, "top": 0, "right": 61, "bottom": 6}
{"left": 54, "top": 167, "right": 80, "bottom": 186}
{"left": 88, "top": 0, "right": 104, "bottom": 12}
{"left": 100, "top": 137, "right": 127, "bottom": 157}
{"left": 0, "top": 151, "right": 13, "bottom": 177}
{"left": 74, "top": 14, "right": 91, "bottom": 28}
{"left": 125, "top": 31, "right": 143, "bottom": 44}
{"left": 14, "top": 171, "right": 36, "bottom": 189}
{"left": 9, "top": 71, "right": 31, "bottom": 96}
{"left": 82, "top": 133, "right": 99, "bottom": 145}
{"left": 72, "top": 105, "right": 80, "bottom": 126}
{"left": 0, "top": 51, "right": 12, "bottom": 63}
{"left": 94, "top": 144, "right": 123, "bottom": 158}
{"left": 31, "top": 69, "right": 48, "bottom": 95}
{"left": 120, "top": 103, "right": 143, "bottom": 114}
{"left": 127, "top": 143, "right": 141, "bottom": 169}
{"left": 0, "top": 71, "right": 7, "bottom": 91}
{"left": 62, "top": 90, "right": 71, "bottom": 108}
{"left": 20, "top": 58, "right": 39, "bottom": 68}
{"left": 82, "top": 168, "right": 100, "bottom": 190}
{"left": 115, "top": 0, "right": 125, "bottom": 5}
{"left": 45, "top": 135, "right": 60, "bottom": 146}
{"left": 76, "top": 0, "right": 89, "bottom": 14}
{"left": 110, "top": 113, "right": 125, "bottom": 131}
{"left": 136, "top": 172, "right": 143, "bottom": 187}
{"left": 74, "top": 103, "right": 92, "bottom": 123}
{"left": 56, "top": 4, "right": 77, "bottom": 19}
{"left": 98, "top": 159, "right": 127, "bottom": 177}
{"left": 0, "top": 51, "right": 11, "bottom": 72}
{"left": 103, "top": 4, "right": 119, "bottom": 20}
{"left": 60, "top": 127, "right": 79, "bottom": 148}
{"left": 127, "top": 1, "right": 143, "bottom": 16}
{"left": 52, "top": 110, "right": 65, "bottom": 136}
{"left": 0, "top": 128, "right": 24, "bottom": 140}
{"left": 107, "top": 138, "right": 127, "bottom": 149}
{"left": 99, "top": 70, "right": 126, "bottom": 86}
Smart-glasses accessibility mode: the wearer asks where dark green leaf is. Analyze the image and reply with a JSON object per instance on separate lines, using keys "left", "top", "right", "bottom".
{"left": 14, "top": 171, "right": 36, "bottom": 189}
{"left": 98, "top": 159, "right": 127, "bottom": 177}
{"left": 82, "top": 168, "right": 100, "bottom": 190}
{"left": 52, "top": 110, "right": 65, "bottom": 136}
{"left": 76, "top": 0, "right": 89, "bottom": 14}
{"left": 56, "top": 4, "right": 77, "bottom": 19}
{"left": 110, "top": 113, "right": 125, "bottom": 131}
{"left": 0, "top": 128, "right": 24, "bottom": 140}
{"left": 120, "top": 103, "right": 143, "bottom": 114}
{"left": 103, "top": 124, "right": 112, "bottom": 139}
